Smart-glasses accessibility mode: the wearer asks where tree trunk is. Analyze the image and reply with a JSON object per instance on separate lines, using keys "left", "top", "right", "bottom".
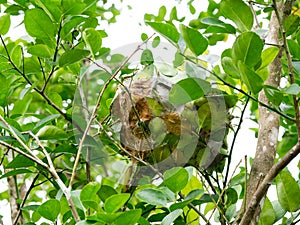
{"left": 244, "top": 2, "right": 292, "bottom": 224}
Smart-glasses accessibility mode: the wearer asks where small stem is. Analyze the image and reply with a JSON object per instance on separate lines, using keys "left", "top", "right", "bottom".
{"left": 224, "top": 97, "right": 250, "bottom": 187}
{"left": 0, "top": 140, "right": 47, "bottom": 168}
{"left": 248, "top": 0, "right": 260, "bottom": 28}
{"left": 13, "top": 174, "right": 40, "bottom": 225}
{"left": 78, "top": 82, "right": 91, "bottom": 183}
{"left": 42, "top": 20, "right": 63, "bottom": 92}
{"left": 29, "top": 131, "right": 80, "bottom": 222}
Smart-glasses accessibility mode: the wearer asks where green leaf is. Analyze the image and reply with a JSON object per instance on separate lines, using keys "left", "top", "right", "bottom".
{"left": 179, "top": 24, "right": 208, "bottom": 56}
{"left": 287, "top": 39, "right": 300, "bottom": 59}
{"left": 141, "top": 33, "right": 148, "bottom": 41}
{"left": 22, "top": 205, "right": 40, "bottom": 211}
{"left": 169, "top": 78, "right": 211, "bottom": 104}
{"left": 170, "top": 189, "right": 203, "bottom": 211}
{"left": 157, "top": 6, "right": 167, "bottom": 21}
{"left": 0, "top": 14, "right": 10, "bottom": 35}
{"left": 220, "top": 0, "right": 253, "bottom": 32}
{"left": 0, "top": 120, "right": 26, "bottom": 143}
{"left": 141, "top": 49, "right": 154, "bottom": 66}
{"left": 264, "top": 86, "right": 283, "bottom": 106}
{"left": 283, "top": 15, "right": 300, "bottom": 37}
{"left": 113, "top": 209, "right": 142, "bottom": 225}
{"left": 11, "top": 45, "right": 22, "bottom": 68}
{"left": 221, "top": 56, "right": 240, "bottom": 78}
{"left": 36, "top": 125, "right": 67, "bottom": 140}
{"left": 185, "top": 61, "right": 206, "bottom": 79}
{"left": 48, "top": 92, "right": 63, "bottom": 109}
{"left": 6, "top": 154, "right": 35, "bottom": 169}
{"left": 59, "top": 49, "right": 90, "bottom": 67}
{"left": 161, "top": 209, "right": 183, "bottom": 225}
{"left": 62, "top": 0, "right": 87, "bottom": 15}
{"left": 232, "top": 32, "right": 264, "bottom": 67}
{"left": 76, "top": 221, "right": 96, "bottom": 225}
{"left": 80, "top": 182, "right": 101, "bottom": 204}
{"left": 146, "top": 22, "right": 179, "bottom": 43}
{"left": 152, "top": 36, "right": 160, "bottom": 48}
{"left": 27, "top": 44, "right": 54, "bottom": 58}
{"left": 12, "top": 94, "right": 32, "bottom": 115}
{"left": 24, "top": 8, "right": 56, "bottom": 40}
{"left": 201, "top": 17, "right": 236, "bottom": 34}
{"left": 136, "top": 188, "right": 168, "bottom": 206}
{"left": 98, "top": 185, "right": 118, "bottom": 202}
{"left": 0, "top": 169, "right": 33, "bottom": 179}
{"left": 276, "top": 169, "right": 300, "bottom": 212}
{"left": 272, "top": 200, "right": 286, "bottom": 222}
{"left": 34, "top": 0, "right": 62, "bottom": 22}
{"left": 32, "top": 114, "right": 60, "bottom": 133}
{"left": 83, "top": 28, "right": 102, "bottom": 57}
{"left": 146, "top": 98, "right": 163, "bottom": 116}
{"left": 258, "top": 47, "right": 279, "bottom": 70}
{"left": 38, "top": 199, "right": 60, "bottom": 222}
{"left": 258, "top": 197, "right": 276, "bottom": 225}
{"left": 71, "top": 190, "right": 85, "bottom": 211}
{"left": 163, "top": 167, "right": 189, "bottom": 193}
{"left": 238, "top": 61, "right": 263, "bottom": 94}
{"left": 104, "top": 193, "right": 130, "bottom": 213}
{"left": 282, "top": 83, "right": 300, "bottom": 95}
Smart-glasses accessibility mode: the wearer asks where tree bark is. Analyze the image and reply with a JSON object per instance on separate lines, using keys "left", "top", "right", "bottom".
{"left": 243, "top": 2, "right": 292, "bottom": 224}
{"left": 6, "top": 152, "right": 27, "bottom": 225}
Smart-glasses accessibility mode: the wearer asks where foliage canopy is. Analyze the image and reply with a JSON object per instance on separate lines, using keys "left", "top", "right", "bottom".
{"left": 0, "top": 0, "right": 300, "bottom": 225}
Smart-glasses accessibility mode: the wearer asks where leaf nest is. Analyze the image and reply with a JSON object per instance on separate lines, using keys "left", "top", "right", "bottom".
{"left": 111, "top": 76, "right": 232, "bottom": 172}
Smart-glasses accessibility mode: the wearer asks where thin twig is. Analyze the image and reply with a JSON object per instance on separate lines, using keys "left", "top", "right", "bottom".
{"left": 0, "top": 115, "right": 45, "bottom": 165}
{"left": 37, "top": 57, "right": 46, "bottom": 81}
{"left": 188, "top": 201, "right": 211, "bottom": 224}
{"left": 208, "top": 159, "right": 242, "bottom": 224}
{"left": 0, "top": 35, "right": 32, "bottom": 86}
{"left": 248, "top": 0, "right": 261, "bottom": 28}
{"left": 42, "top": 20, "right": 63, "bottom": 92}
{"left": 224, "top": 97, "right": 250, "bottom": 187}
{"left": 13, "top": 174, "right": 40, "bottom": 225}
{"left": 198, "top": 175, "right": 229, "bottom": 225}
{"left": 28, "top": 131, "right": 80, "bottom": 222}
{"left": 78, "top": 82, "right": 92, "bottom": 183}
{"left": 0, "top": 140, "right": 47, "bottom": 168}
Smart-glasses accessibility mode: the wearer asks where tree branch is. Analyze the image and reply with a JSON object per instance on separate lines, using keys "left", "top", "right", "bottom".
{"left": 239, "top": 141, "right": 300, "bottom": 225}
{"left": 28, "top": 131, "right": 80, "bottom": 222}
